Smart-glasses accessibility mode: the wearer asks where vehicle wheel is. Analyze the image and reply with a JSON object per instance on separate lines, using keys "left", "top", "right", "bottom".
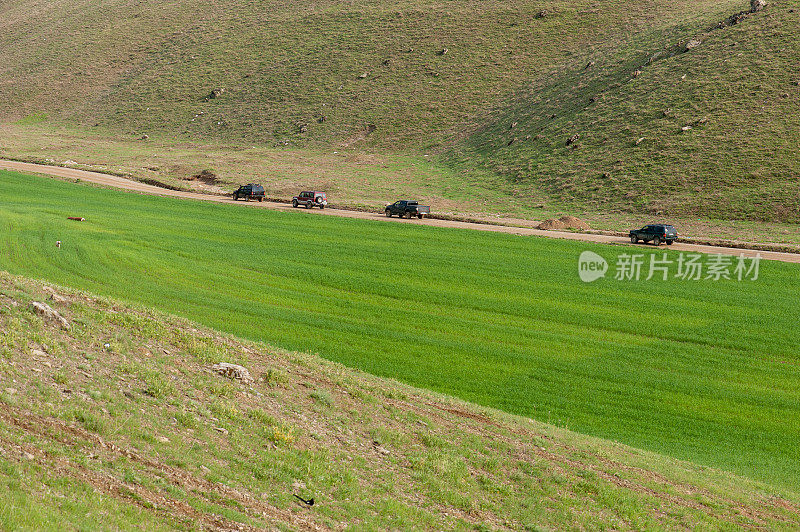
{"left": 417, "top": 214, "right": 423, "bottom": 219}
{"left": 630, "top": 235, "right": 637, "bottom": 244}
{"left": 292, "top": 199, "right": 298, "bottom": 208}
{"left": 667, "top": 240, "right": 674, "bottom": 245}
{"left": 233, "top": 194, "right": 238, "bottom": 201}
{"left": 385, "top": 210, "right": 392, "bottom": 217}
{"left": 653, "top": 236, "right": 661, "bottom": 246}
{"left": 258, "top": 197, "right": 263, "bottom": 202}
{"left": 306, "top": 201, "right": 312, "bottom": 209}
{"left": 319, "top": 205, "right": 325, "bottom": 209}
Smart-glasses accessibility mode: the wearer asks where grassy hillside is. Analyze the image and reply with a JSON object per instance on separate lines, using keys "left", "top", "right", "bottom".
{"left": 2, "top": 0, "right": 799, "bottom": 223}
{"left": 3, "top": 273, "right": 799, "bottom": 529}
{"left": 1, "top": 169, "right": 799, "bottom": 490}
{"left": 0, "top": 0, "right": 734, "bottom": 148}
{"left": 449, "top": 0, "right": 800, "bottom": 222}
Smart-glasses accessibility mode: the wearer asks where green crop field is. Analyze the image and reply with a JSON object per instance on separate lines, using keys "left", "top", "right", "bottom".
{"left": 1, "top": 169, "right": 799, "bottom": 489}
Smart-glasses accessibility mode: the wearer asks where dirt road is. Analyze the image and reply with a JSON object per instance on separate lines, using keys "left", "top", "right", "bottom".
{"left": 3, "top": 159, "right": 799, "bottom": 264}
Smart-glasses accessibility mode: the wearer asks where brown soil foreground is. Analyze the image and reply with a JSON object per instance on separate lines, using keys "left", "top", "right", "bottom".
{"left": 3, "top": 159, "right": 799, "bottom": 264}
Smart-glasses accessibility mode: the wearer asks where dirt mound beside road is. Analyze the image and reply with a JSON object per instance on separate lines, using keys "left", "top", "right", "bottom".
{"left": 538, "top": 216, "right": 590, "bottom": 231}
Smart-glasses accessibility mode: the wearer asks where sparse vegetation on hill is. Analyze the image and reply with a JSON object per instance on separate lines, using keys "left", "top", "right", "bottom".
{"left": 2, "top": 0, "right": 799, "bottom": 223}
{"left": 0, "top": 0, "right": 730, "bottom": 147}
{"left": 450, "top": 0, "right": 800, "bottom": 222}
{"left": 2, "top": 272, "right": 799, "bottom": 529}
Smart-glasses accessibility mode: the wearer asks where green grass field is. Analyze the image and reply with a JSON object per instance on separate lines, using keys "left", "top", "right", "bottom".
{"left": 1, "top": 169, "right": 799, "bottom": 489}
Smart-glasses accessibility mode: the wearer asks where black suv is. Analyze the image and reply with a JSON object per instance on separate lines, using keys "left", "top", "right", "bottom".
{"left": 233, "top": 184, "right": 265, "bottom": 202}
{"left": 629, "top": 224, "right": 677, "bottom": 246}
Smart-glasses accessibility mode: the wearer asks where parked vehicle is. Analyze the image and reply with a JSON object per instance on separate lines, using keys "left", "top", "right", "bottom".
{"left": 629, "top": 224, "right": 678, "bottom": 245}
{"left": 292, "top": 191, "right": 327, "bottom": 209}
{"left": 384, "top": 200, "right": 431, "bottom": 219}
{"left": 232, "top": 184, "right": 265, "bottom": 202}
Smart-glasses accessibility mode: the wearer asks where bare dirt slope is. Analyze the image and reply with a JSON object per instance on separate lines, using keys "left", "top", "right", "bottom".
{"left": 2, "top": 159, "right": 798, "bottom": 263}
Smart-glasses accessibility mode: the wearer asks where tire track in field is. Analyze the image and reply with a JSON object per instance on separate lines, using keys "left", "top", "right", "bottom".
{"left": 2, "top": 159, "right": 799, "bottom": 264}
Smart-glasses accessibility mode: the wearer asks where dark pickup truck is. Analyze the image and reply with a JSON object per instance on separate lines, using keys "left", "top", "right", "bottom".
{"left": 630, "top": 224, "right": 678, "bottom": 246}
{"left": 232, "top": 184, "right": 265, "bottom": 202}
{"left": 384, "top": 200, "right": 431, "bottom": 219}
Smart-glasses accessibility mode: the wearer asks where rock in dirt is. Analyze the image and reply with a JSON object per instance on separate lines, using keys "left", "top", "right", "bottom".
{"left": 43, "top": 286, "right": 67, "bottom": 303}
{"left": 684, "top": 39, "right": 702, "bottom": 52}
{"left": 30, "top": 301, "right": 70, "bottom": 330}
{"left": 212, "top": 362, "right": 254, "bottom": 385}
{"left": 565, "top": 134, "right": 580, "bottom": 146}
{"left": 751, "top": 0, "right": 766, "bottom": 12}
{"left": 156, "top": 436, "right": 170, "bottom": 443}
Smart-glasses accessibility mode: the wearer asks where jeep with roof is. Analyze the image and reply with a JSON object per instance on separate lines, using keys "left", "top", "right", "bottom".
{"left": 292, "top": 191, "right": 327, "bottom": 209}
